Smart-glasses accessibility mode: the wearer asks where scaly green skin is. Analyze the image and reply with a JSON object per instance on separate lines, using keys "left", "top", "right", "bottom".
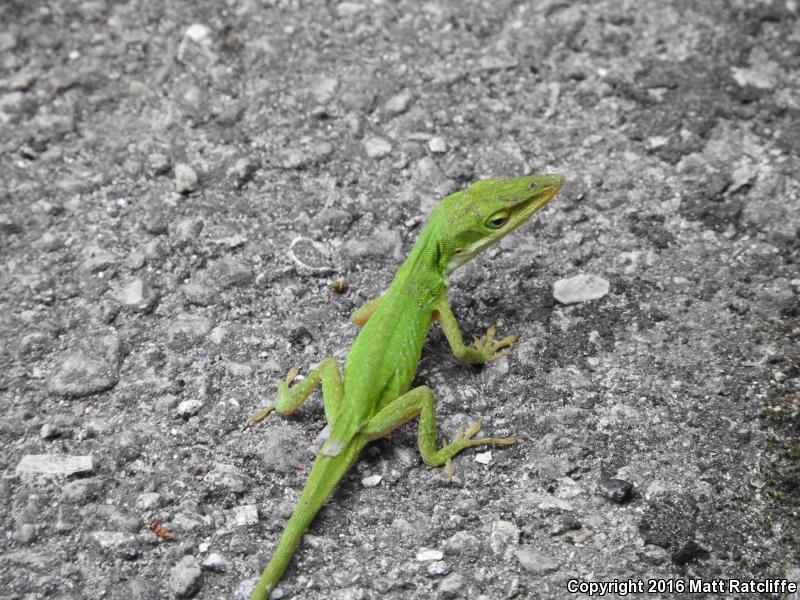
{"left": 248, "top": 173, "right": 565, "bottom": 600}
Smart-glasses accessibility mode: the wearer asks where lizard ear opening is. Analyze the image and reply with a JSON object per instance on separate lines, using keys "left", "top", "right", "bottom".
{"left": 485, "top": 211, "right": 510, "bottom": 230}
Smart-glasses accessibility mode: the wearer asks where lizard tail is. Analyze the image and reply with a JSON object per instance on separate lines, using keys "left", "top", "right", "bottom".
{"left": 249, "top": 436, "right": 366, "bottom": 600}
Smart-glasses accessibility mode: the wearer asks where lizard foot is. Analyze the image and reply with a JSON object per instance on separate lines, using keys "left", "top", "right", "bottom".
{"left": 459, "top": 420, "right": 518, "bottom": 449}
{"left": 247, "top": 367, "right": 300, "bottom": 426}
{"left": 471, "top": 326, "right": 518, "bottom": 361}
{"left": 441, "top": 421, "right": 518, "bottom": 474}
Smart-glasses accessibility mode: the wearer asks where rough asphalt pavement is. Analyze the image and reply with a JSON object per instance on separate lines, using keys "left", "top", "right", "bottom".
{"left": 1, "top": 1, "right": 799, "bottom": 598}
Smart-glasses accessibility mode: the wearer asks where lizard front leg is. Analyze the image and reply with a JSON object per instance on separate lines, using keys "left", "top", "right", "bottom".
{"left": 433, "top": 298, "right": 517, "bottom": 363}
{"left": 350, "top": 293, "right": 384, "bottom": 326}
{"left": 250, "top": 357, "right": 343, "bottom": 425}
{"left": 363, "top": 385, "right": 517, "bottom": 467}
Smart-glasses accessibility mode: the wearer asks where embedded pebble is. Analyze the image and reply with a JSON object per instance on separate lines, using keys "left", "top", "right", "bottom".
{"left": 337, "top": 2, "right": 366, "bottom": 16}
{"left": 177, "top": 399, "right": 203, "bottom": 418}
{"left": 438, "top": 572, "right": 464, "bottom": 597}
{"left": 283, "top": 149, "right": 308, "bottom": 169}
{"left": 209, "top": 258, "right": 253, "bottom": 289}
{"left": 490, "top": 520, "right": 520, "bottom": 554}
{"left": 15, "top": 524, "right": 36, "bottom": 544}
{"left": 0, "top": 31, "right": 17, "bottom": 52}
{"left": 362, "top": 474, "right": 382, "bottom": 488}
{"left": 443, "top": 531, "right": 480, "bottom": 556}
{"left": 143, "top": 239, "right": 166, "bottom": 261}
{"left": 16, "top": 454, "right": 94, "bottom": 477}
{"left": 182, "top": 280, "right": 218, "bottom": 306}
{"left": 141, "top": 209, "right": 168, "bottom": 235}
{"left": 231, "top": 504, "right": 259, "bottom": 527}
{"left": 309, "top": 76, "right": 338, "bottom": 103}
{"left": 416, "top": 548, "right": 444, "bottom": 561}
{"left": 174, "top": 163, "right": 199, "bottom": 194}
{"left": 515, "top": 548, "right": 559, "bottom": 574}
{"left": 364, "top": 137, "right": 392, "bottom": 159}
{"left": 597, "top": 477, "right": 634, "bottom": 503}
{"left": 553, "top": 274, "right": 610, "bottom": 304}
{"left": 342, "top": 228, "right": 402, "bottom": 261}
{"left": 124, "top": 250, "right": 146, "bottom": 270}
{"left": 209, "top": 326, "right": 227, "bottom": 345}
{"left": 184, "top": 23, "right": 211, "bottom": 44}
{"left": 427, "top": 561, "right": 450, "bottom": 576}
{"left": 62, "top": 479, "right": 97, "bottom": 504}
{"left": 80, "top": 245, "right": 118, "bottom": 273}
{"left": 385, "top": 90, "right": 412, "bottom": 114}
{"left": 113, "top": 278, "right": 160, "bottom": 313}
{"left": 474, "top": 450, "right": 492, "bottom": 465}
{"left": 226, "top": 361, "right": 253, "bottom": 377}
{"left": 92, "top": 531, "right": 139, "bottom": 559}
{"left": 0, "top": 213, "right": 21, "bottom": 234}
{"left": 40, "top": 232, "right": 63, "bottom": 251}
{"left": 169, "top": 314, "right": 213, "bottom": 340}
{"left": 169, "top": 555, "right": 203, "bottom": 598}
{"left": 204, "top": 463, "right": 253, "bottom": 493}
{"left": 201, "top": 553, "right": 228, "bottom": 573}
{"left": 39, "top": 423, "right": 60, "bottom": 440}
{"left": 18, "top": 332, "right": 50, "bottom": 357}
{"left": 148, "top": 153, "right": 171, "bottom": 175}
{"left": 229, "top": 157, "right": 257, "bottom": 187}
{"left": 428, "top": 136, "right": 448, "bottom": 154}
{"left": 48, "top": 352, "right": 119, "bottom": 398}
{"left": 557, "top": 477, "right": 585, "bottom": 499}
{"left": 135, "top": 492, "right": 162, "bottom": 510}
{"left": 731, "top": 66, "right": 775, "bottom": 90}
{"left": 174, "top": 217, "right": 204, "bottom": 241}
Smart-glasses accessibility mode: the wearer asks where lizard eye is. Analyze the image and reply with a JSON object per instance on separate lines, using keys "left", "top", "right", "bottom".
{"left": 485, "top": 211, "right": 509, "bottom": 229}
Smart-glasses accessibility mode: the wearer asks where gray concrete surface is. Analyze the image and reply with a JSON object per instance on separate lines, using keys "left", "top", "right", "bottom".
{"left": 1, "top": 0, "right": 798, "bottom": 598}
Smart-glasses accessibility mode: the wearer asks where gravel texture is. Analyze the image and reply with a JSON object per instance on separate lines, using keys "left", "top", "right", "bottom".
{"left": 1, "top": 1, "right": 799, "bottom": 599}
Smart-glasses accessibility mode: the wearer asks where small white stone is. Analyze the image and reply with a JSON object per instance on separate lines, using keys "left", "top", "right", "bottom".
{"left": 309, "top": 76, "right": 338, "bottom": 103}
{"left": 362, "top": 474, "right": 382, "bottom": 488}
{"left": 232, "top": 504, "right": 259, "bottom": 527}
{"left": 556, "top": 476, "right": 584, "bottom": 499}
{"left": 490, "top": 520, "right": 520, "bottom": 555}
{"left": 114, "top": 278, "right": 144, "bottom": 306}
{"left": 135, "top": 492, "right": 162, "bottom": 510}
{"left": 646, "top": 135, "right": 670, "bottom": 150}
{"left": 428, "top": 136, "right": 448, "bottom": 154}
{"left": 385, "top": 90, "right": 412, "bottom": 114}
{"left": 336, "top": 2, "right": 367, "bottom": 16}
{"left": 731, "top": 66, "right": 775, "bottom": 90}
{"left": 516, "top": 547, "right": 559, "bottom": 574}
{"left": 209, "top": 327, "right": 227, "bottom": 345}
{"left": 16, "top": 454, "right": 94, "bottom": 477}
{"left": 416, "top": 548, "right": 444, "bottom": 561}
{"left": 169, "top": 555, "right": 202, "bottom": 597}
{"left": 185, "top": 23, "right": 211, "bottom": 44}
{"left": 177, "top": 398, "right": 203, "bottom": 418}
{"left": 174, "top": 163, "right": 198, "bottom": 194}
{"left": 201, "top": 552, "right": 227, "bottom": 573}
{"left": 553, "top": 274, "right": 610, "bottom": 304}
{"left": 364, "top": 137, "right": 392, "bottom": 159}
{"left": 474, "top": 450, "right": 492, "bottom": 465}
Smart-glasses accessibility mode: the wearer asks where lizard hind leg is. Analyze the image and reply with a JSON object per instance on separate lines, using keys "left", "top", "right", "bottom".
{"left": 249, "top": 358, "right": 344, "bottom": 425}
{"left": 363, "top": 385, "right": 518, "bottom": 468}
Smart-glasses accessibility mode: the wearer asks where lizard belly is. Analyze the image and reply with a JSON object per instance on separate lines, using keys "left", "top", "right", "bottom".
{"left": 343, "top": 302, "right": 431, "bottom": 418}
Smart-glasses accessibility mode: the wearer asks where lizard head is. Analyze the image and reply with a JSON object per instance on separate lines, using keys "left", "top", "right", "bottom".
{"left": 438, "top": 173, "right": 565, "bottom": 276}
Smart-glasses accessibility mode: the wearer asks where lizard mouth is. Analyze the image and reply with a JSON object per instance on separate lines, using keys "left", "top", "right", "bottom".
{"left": 517, "top": 173, "right": 564, "bottom": 216}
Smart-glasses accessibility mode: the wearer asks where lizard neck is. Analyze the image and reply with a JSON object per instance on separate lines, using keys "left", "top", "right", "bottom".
{"left": 390, "top": 218, "right": 448, "bottom": 306}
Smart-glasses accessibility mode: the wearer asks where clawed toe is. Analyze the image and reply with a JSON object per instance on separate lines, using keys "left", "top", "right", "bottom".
{"left": 471, "top": 326, "right": 518, "bottom": 361}
{"left": 284, "top": 367, "right": 300, "bottom": 385}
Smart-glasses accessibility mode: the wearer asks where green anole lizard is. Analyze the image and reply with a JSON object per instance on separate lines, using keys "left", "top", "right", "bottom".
{"left": 248, "top": 173, "right": 565, "bottom": 600}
